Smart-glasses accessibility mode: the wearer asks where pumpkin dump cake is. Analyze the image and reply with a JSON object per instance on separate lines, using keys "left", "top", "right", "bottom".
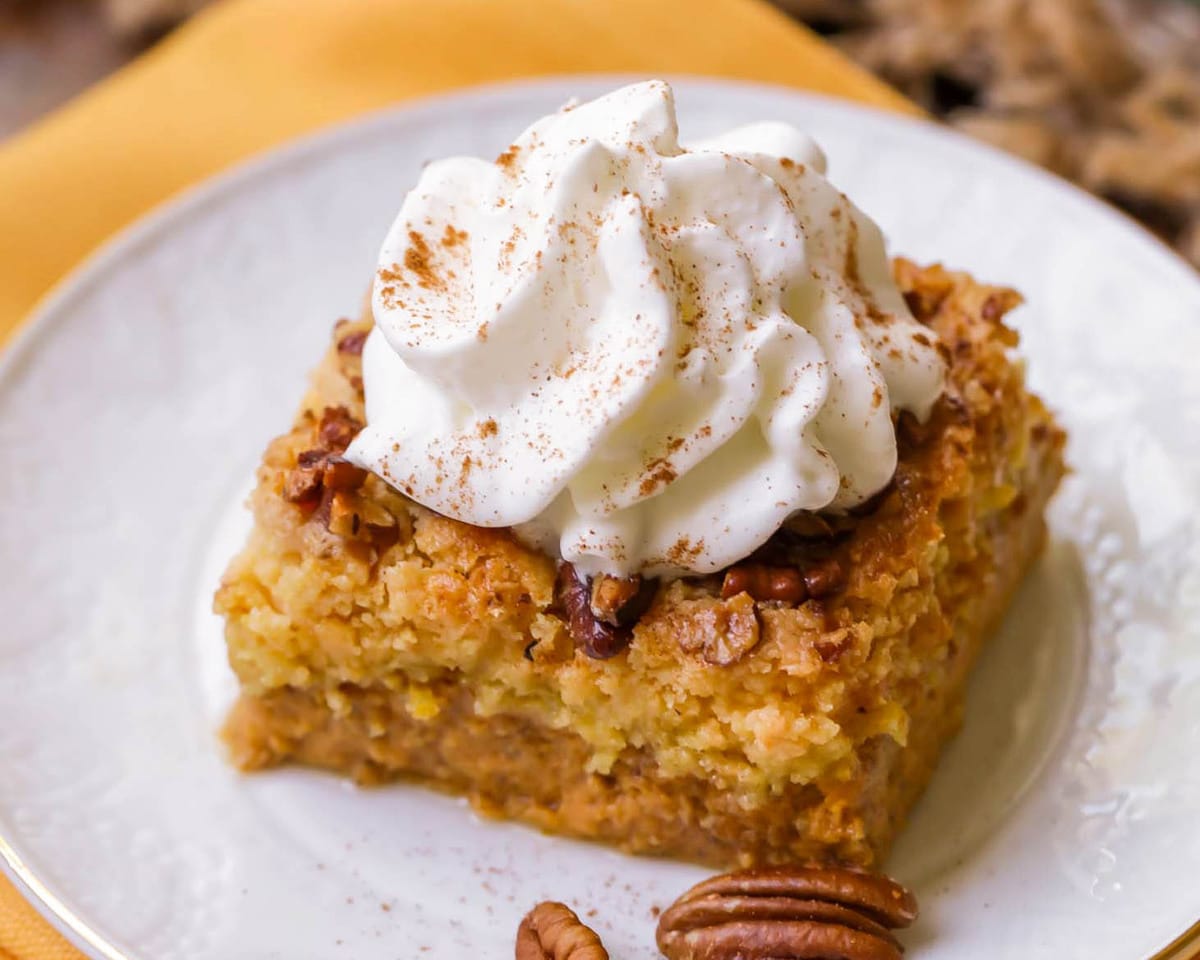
{"left": 216, "top": 81, "right": 1065, "bottom": 868}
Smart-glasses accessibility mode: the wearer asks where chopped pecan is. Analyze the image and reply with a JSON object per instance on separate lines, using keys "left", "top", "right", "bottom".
{"left": 814, "top": 632, "right": 852, "bottom": 664}
{"left": 281, "top": 463, "right": 324, "bottom": 504}
{"left": 681, "top": 592, "right": 763, "bottom": 667}
{"left": 656, "top": 865, "right": 918, "bottom": 960}
{"left": 336, "top": 330, "right": 369, "bottom": 356}
{"left": 297, "top": 448, "right": 327, "bottom": 469}
{"left": 326, "top": 491, "right": 396, "bottom": 541}
{"left": 802, "top": 556, "right": 846, "bottom": 599}
{"left": 323, "top": 457, "right": 368, "bottom": 491}
{"left": 902, "top": 285, "right": 951, "bottom": 322}
{"left": 557, "top": 563, "right": 631, "bottom": 659}
{"left": 317, "top": 405, "right": 363, "bottom": 453}
{"left": 589, "top": 574, "right": 656, "bottom": 627}
{"left": 721, "top": 564, "right": 807, "bottom": 603}
{"left": 282, "top": 450, "right": 367, "bottom": 508}
{"left": 515, "top": 902, "right": 609, "bottom": 960}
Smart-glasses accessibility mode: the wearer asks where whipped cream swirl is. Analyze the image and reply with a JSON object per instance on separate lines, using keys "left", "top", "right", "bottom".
{"left": 347, "top": 81, "right": 945, "bottom": 578}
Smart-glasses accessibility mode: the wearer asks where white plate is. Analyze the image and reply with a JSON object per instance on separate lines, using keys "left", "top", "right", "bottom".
{"left": 1, "top": 77, "right": 1198, "bottom": 960}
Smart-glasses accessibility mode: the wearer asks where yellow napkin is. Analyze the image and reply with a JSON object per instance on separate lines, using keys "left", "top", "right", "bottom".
{"left": 0, "top": 0, "right": 911, "bottom": 955}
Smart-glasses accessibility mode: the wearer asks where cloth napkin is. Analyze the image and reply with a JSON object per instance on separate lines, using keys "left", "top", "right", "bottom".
{"left": 0, "top": 0, "right": 911, "bottom": 955}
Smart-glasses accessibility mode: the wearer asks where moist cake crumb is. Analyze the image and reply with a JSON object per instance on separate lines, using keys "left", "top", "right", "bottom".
{"left": 215, "top": 260, "right": 1065, "bottom": 868}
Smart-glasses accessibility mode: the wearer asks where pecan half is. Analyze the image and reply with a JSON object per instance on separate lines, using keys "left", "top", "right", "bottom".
{"left": 556, "top": 563, "right": 631, "bottom": 659}
{"left": 721, "top": 564, "right": 807, "bottom": 603}
{"left": 589, "top": 574, "right": 656, "bottom": 627}
{"left": 656, "top": 865, "right": 917, "bottom": 960}
{"left": 515, "top": 902, "right": 608, "bottom": 960}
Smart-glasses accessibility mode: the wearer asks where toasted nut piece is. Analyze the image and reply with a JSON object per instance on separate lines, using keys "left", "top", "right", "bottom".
{"left": 296, "top": 448, "right": 328, "bottom": 469}
{"left": 656, "top": 865, "right": 917, "bottom": 960}
{"left": 721, "top": 564, "right": 807, "bottom": 603}
{"left": 515, "top": 902, "right": 608, "bottom": 960}
{"left": 317, "top": 405, "right": 363, "bottom": 453}
{"left": 677, "top": 591, "right": 761, "bottom": 666}
{"left": 354, "top": 495, "right": 396, "bottom": 529}
{"left": 589, "top": 575, "right": 641, "bottom": 624}
{"left": 659, "top": 895, "right": 898, "bottom": 944}
{"left": 283, "top": 449, "right": 367, "bottom": 506}
{"left": 814, "top": 632, "right": 852, "bottom": 664}
{"left": 672, "top": 864, "right": 912, "bottom": 926}
{"left": 326, "top": 492, "right": 362, "bottom": 539}
{"left": 659, "top": 919, "right": 899, "bottom": 960}
{"left": 802, "top": 557, "right": 846, "bottom": 599}
{"left": 326, "top": 492, "right": 396, "bottom": 540}
{"left": 336, "top": 330, "right": 369, "bottom": 356}
{"left": 281, "top": 464, "right": 323, "bottom": 504}
{"left": 557, "top": 563, "right": 630, "bottom": 659}
{"left": 322, "top": 457, "right": 368, "bottom": 491}
{"left": 589, "top": 574, "right": 657, "bottom": 627}
{"left": 665, "top": 866, "right": 917, "bottom": 929}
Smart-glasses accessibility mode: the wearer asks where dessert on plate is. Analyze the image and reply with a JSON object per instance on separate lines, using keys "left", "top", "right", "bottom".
{"left": 215, "top": 80, "right": 1065, "bottom": 868}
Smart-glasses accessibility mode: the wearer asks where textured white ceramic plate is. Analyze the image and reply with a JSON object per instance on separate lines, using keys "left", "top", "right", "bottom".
{"left": 1, "top": 77, "right": 1198, "bottom": 960}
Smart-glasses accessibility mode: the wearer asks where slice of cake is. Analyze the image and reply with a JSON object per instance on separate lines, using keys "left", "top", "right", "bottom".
{"left": 215, "top": 81, "right": 1064, "bottom": 868}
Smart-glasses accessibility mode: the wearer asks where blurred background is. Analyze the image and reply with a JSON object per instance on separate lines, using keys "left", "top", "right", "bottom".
{"left": 3, "top": 0, "right": 1199, "bottom": 268}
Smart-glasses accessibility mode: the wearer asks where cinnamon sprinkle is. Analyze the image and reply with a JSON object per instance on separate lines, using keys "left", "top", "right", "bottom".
{"left": 638, "top": 459, "right": 678, "bottom": 498}
{"left": 404, "top": 230, "right": 443, "bottom": 290}
{"left": 496, "top": 144, "right": 521, "bottom": 168}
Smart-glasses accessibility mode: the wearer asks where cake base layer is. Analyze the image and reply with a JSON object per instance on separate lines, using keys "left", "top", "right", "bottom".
{"left": 217, "top": 261, "right": 1067, "bottom": 868}
{"left": 223, "top": 439, "right": 1056, "bottom": 867}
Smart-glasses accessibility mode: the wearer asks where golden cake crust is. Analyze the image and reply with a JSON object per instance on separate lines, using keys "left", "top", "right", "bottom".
{"left": 215, "top": 260, "right": 1065, "bottom": 868}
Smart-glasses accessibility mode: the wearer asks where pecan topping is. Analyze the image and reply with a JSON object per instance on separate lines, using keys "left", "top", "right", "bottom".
{"left": 323, "top": 457, "right": 368, "bottom": 491}
{"left": 902, "top": 285, "right": 952, "bottom": 322}
{"left": 656, "top": 865, "right": 918, "bottom": 960}
{"left": 556, "top": 563, "right": 631, "bottom": 659}
{"left": 589, "top": 574, "right": 656, "bottom": 627}
{"left": 515, "top": 902, "right": 608, "bottom": 960}
{"left": 317, "top": 405, "right": 363, "bottom": 453}
{"left": 281, "top": 408, "right": 398, "bottom": 546}
{"left": 802, "top": 556, "right": 846, "bottom": 599}
{"left": 721, "top": 564, "right": 807, "bottom": 603}
{"left": 281, "top": 462, "right": 324, "bottom": 504}
{"left": 814, "top": 632, "right": 852, "bottom": 664}
{"left": 282, "top": 453, "right": 367, "bottom": 505}
{"left": 677, "top": 591, "right": 761, "bottom": 666}
{"left": 296, "top": 448, "right": 327, "bottom": 469}
{"left": 326, "top": 490, "right": 395, "bottom": 541}
{"left": 282, "top": 405, "right": 368, "bottom": 509}
{"left": 336, "top": 330, "right": 369, "bottom": 356}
